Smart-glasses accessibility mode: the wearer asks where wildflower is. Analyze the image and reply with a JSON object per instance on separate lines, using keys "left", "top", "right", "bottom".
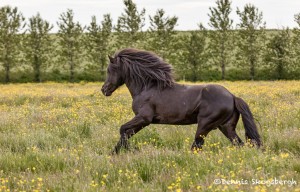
{"left": 280, "top": 153, "right": 289, "bottom": 158}
{"left": 256, "top": 167, "right": 262, "bottom": 171}
{"left": 90, "top": 180, "right": 98, "bottom": 187}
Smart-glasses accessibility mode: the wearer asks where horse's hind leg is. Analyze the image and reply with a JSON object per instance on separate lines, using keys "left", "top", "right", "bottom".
{"left": 218, "top": 111, "right": 244, "bottom": 146}
{"left": 191, "top": 118, "right": 218, "bottom": 151}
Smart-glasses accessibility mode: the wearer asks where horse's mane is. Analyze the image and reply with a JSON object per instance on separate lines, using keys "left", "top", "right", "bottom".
{"left": 113, "top": 48, "right": 175, "bottom": 91}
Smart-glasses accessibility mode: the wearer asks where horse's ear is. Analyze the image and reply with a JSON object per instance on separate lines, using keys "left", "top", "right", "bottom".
{"left": 108, "top": 55, "right": 114, "bottom": 63}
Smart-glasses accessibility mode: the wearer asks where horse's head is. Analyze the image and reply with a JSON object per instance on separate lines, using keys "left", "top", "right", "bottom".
{"left": 101, "top": 55, "right": 125, "bottom": 96}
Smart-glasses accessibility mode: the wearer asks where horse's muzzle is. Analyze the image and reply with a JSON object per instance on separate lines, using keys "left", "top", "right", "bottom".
{"left": 101, "top": 83, "right": 116, "bottom": 96}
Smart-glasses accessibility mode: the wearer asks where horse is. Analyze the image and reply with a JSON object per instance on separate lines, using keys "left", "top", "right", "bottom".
{"left": 101, "top": 48, "right": 261, "bottom": 154}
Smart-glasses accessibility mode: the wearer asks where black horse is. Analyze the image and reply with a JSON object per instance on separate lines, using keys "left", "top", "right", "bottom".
{"left": 101, "top": 48, "right": 261, "bottom": 154}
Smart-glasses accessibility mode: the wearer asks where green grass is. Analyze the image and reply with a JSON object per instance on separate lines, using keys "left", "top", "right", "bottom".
{"left": 0, "top": 81, "right": 299, "bottom": 191}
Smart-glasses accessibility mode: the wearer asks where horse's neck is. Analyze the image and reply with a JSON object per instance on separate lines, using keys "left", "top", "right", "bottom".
{"left": 125, "top": 82, "right": 141, "bottom": 98}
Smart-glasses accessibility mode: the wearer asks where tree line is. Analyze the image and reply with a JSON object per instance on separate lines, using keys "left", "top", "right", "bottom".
{"left": 0, "top": 0, "right": 300, "bottom": 83}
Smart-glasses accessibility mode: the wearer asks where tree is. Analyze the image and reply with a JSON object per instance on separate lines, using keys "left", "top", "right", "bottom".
{"left": 207, "top": 0, "right": 233, "bottom": 80}
{"left": 115, "top": 0, "right": 145, "bottom": 48}
{"left": 236, "top": 4, "right": 266, "bottom": 80}
{"left": 25, "top": 13, "right": 53, "bottom": 82}
{"left": 0, "top": 6, "right": 25, "bottom": 83}
{"left": 292, "top": 13, "right": 300, "bottom": 74}
{"left": 264, "top": 29, "right": 292, "bottom": 79}
{"left": 57, "top": 9, "right": 83, "bottom": 82}
{"left": 179, "top": 25, "right": 208, "bottom": 81}
{"left": 148, "top": 9, "right": 178, "bottom": 60}
{"left": 85, "top": 14, "right": 112, "bottom": 80}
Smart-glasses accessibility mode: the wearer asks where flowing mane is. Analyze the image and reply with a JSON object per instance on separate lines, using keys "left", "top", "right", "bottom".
{"left": 113, "top": 48, "right": 175, "bottom": 91}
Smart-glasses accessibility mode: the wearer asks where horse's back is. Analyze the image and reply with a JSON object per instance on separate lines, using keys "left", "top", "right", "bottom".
{"left": 201, "top": 84, "right": 233, "bottom": 101}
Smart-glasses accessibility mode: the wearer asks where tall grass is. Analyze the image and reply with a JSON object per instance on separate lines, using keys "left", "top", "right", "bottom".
{"left": 0, "top": 81, "right": 299, "bottom": 191}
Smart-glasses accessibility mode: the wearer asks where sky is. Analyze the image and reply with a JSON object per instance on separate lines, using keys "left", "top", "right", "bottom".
{"left": 1, "top": 0, "right": 299, "bottom": 32}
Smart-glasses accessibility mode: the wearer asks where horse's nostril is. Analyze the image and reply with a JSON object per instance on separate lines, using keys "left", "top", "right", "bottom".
{"left": 101, "top": 86, "right": 105, "bottom": 93}
{"left": 101, "top": 84, "right": 106, "bottom": 90}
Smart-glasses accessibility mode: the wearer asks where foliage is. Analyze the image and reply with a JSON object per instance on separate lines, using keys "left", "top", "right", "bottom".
{"left": 207, "top": 0, "right": 234, "bottom": 80}
{"left": 24, "top": 13, "right": 53, "bottom": 82}
{"left": 85, "top": 14, "right": 112, "bottom": 80}
{"left": 179, "top": 25, "right": 208, "bottom": 81}
{"left": 0, "top": 6, "right": 25, "bottom": 83}
{"left": 0, "top": 81, "right": 299, "bottom": 191}
{"left": 1, "top": 3, "right": 300, "bottom": 82}
{"left": 236, "top": 4, "right": 266, "bottom": 80}
{"left": 115, "top": 0, "right": 145, "bottom": 49}
{"left": 147, "top": 9, "right": 178, "bottom": 60}
{"left": 264, "top": 29, "right": 292, "bottom": 79}
{"left": 57, "top": 9, "right": 84, "bottom": 82}
{"left": 292, "top": 13, "right": 300, "bottom": 75}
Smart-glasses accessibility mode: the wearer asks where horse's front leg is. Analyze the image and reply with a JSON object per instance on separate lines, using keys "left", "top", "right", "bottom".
{"left": 113, "top": 115, "right": 151, "bottom": 154}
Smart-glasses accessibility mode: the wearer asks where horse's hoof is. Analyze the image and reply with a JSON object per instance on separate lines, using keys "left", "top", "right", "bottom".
{"left": 191, "top": 147, "right": 202, "bottom": 154}
{"left": 110, "top": 147, "right": 120, "bottom": 155}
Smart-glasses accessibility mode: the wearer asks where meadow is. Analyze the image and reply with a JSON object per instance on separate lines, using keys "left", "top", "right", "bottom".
{"left": 0, "top": 81, "right": 299, "bottom": 191}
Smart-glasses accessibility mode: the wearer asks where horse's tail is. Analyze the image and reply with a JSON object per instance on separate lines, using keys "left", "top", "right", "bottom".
{"left": 234, "top": 97, "right": 261, "bottom": 147}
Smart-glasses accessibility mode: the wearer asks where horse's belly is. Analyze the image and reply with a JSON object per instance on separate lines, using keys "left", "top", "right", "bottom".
{"left": 152, "top": 112, "right": 198, "bottom": 125}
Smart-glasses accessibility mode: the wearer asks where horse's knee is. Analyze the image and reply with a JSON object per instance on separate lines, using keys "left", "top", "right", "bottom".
{"left": 119, "top": 127, "right": 138, "bottom": 138}
{"left": 125, "top": 129, "right": 135, "bottom": 137}
{"left": 119, "top": 125, "right": 127, "bottom": 136}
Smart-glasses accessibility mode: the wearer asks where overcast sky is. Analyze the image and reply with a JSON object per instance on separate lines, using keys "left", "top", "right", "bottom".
{"left": 1, "top": 0, "right": 299, "bottom": 32}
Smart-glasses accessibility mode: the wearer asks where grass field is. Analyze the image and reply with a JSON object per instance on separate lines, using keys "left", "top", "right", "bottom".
{"left": 0, "top": 81, "right": 299, "bottom": 191}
